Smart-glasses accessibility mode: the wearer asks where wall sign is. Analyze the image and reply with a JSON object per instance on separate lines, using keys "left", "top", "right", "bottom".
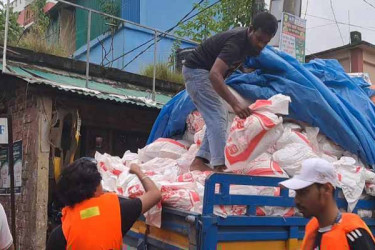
{"left": 279, "top": 12, "right": 306, "bottom": 63}
{"left": 0, "top": 118, "right": 8, "bottom": 144}
{"left": 0, "top": 140, "right": 22, "bottom": 195}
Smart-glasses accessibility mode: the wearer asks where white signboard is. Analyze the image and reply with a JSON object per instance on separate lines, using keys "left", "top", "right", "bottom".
{"left": 0, "top": 140, "right": 22, "bottom": 195}
{"left": 279, "top": 12, "right": 306, "bottom": 63}
{"left": 0, "top": 118, "right": 8, "bottom": 144}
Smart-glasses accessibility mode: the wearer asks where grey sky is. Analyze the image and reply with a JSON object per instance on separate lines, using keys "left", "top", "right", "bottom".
{"left": 266, "top": 0, "right": 375, "bottom": 54}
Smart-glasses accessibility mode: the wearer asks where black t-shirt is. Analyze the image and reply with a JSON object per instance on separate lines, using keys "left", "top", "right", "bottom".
{"left": 184, "top": 27, "right": 257, "bottom": 75}
{"left": 46, "top": 197, "right": 142, "bottom": 250}
{"left": 313, "top": 228, "right": 375, "bottom": 250}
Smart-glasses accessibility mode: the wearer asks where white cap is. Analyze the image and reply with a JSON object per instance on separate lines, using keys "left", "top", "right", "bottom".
{"left": 279, "top": 158, "right": 338, "bottom": 190}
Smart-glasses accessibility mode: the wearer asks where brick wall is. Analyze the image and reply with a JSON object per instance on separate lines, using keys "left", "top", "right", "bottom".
{"left": 0, "top": 83, "right": 46, "bottom": 250}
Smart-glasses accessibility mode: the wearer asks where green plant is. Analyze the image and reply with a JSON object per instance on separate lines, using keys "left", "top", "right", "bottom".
{"left": 141, "top": 63, "right": 184, "bottom": 85}
{"left": 30, "top": 0, "right": 50, "bottom": 35}
{"left": 168, "top": 39, "right": 182, "bottom": 70}
{"left": 17, "top": 0, "right": 68, "bottom": 56}
{"left": 0, "top": 3, "right": 22, "bottom": 45}
{"left": 18, "top": 32, "right": 67, "bottom": 56}
{"left": 99, "top": 0, "right": 121, "bottom": 33}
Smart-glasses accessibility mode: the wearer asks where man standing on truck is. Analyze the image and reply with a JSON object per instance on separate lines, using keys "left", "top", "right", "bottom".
{"left": 46, "top": 158, "right": 161, "bottom": 249}
{"left": 182, "top": 12, "right": 278, "bottom": 172}
{"left": 280, "top": 158, "right": 375, "bottom": 249}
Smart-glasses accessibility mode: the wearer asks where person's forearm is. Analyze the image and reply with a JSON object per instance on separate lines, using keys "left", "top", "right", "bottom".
{"left": 209, "top": 71, "right": 239, "bottom": 107}
{"left": 135, "top": 171, "right": 159, "bottom": 192}
{"left": 129, "top": 164, "right": 161, "bottom": 214}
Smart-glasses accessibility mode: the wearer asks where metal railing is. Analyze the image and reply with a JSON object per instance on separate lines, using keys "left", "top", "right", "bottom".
{"left": 2, "top": 0, "right": 10, "bottom": 73}
{"left": 2, "top": 0, "right": 199, "bottom": 101}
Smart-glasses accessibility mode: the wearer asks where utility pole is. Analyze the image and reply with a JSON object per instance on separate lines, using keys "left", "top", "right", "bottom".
{"left": 269, "top": 0, "right": 302, "bottom": 47}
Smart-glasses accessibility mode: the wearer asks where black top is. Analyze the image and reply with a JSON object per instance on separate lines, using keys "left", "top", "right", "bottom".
{"left": 313, "top": 228, "right": 375, "bottom": 250}
{"left": 46, "top": 197, "right": 142, "bottom": 250}
{"left": 184, "top": 27, "right": 257, "bottom": 74}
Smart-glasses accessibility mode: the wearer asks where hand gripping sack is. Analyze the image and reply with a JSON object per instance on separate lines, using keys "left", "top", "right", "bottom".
{"left": 225, "top": 94, "right": 291, "bottom": 171}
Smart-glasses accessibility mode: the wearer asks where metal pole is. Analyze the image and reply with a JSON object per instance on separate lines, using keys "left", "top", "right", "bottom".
{"left": 7, "top": 114, "right": 15, "bottom": 248}
{"left": 152, "top": 31, "right": 158, "bottom": 102}
{"left": 85, "top": 10, "right": 92, "bottom": 88}
{"left": 2, "top": 0, "right": 10, "bottom": 73}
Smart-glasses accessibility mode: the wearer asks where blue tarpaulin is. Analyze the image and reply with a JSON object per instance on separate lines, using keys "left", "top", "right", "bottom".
{"left": 147, "top": 46, "right": 375, "bottom": 166}
{"left": 147, "top": 90, "right": 195, "bottom": 144}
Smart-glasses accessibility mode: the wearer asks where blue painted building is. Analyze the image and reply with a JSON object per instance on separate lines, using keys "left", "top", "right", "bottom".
{"left": 73, "top": 0, "right": 200, "bottom": 74}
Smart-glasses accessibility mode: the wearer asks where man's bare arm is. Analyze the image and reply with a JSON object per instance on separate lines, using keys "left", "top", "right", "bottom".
{"left": 209, "top": 58, "right": 252, "bottom": 119}
{"left": 129, "top": 164, "right": 162, "bottom": 214}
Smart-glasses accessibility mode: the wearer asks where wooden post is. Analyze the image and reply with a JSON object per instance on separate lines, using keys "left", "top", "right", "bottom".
{"left": 7, "top": 114, "right": 15, "bottom": 248}
{"left": 35, "top": 97, "right": 52, "bottom": 249}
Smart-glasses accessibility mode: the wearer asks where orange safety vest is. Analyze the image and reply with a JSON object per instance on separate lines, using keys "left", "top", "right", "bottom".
{"left": 61, "top": 192, "right": 122, "bottom": 250}
{"left": 301, "top": 213, "right": 375, "bottom": 250}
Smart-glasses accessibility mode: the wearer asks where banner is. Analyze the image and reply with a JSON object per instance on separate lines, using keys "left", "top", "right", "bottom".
{"left": 279, "top": 12, "right": 306, "bottom": 63}
{"left": 0, "top": 140, "right": 22, "bottom": 195}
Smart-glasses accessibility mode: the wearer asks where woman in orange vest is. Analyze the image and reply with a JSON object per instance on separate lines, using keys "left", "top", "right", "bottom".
{"left": 280, "top": 158, "right": 375, "bottom": 250}
{"left": 46, "top": 157, "right": 161, "bottom": 250}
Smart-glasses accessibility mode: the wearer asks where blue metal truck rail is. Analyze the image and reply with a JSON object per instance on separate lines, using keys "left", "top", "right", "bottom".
{"left": 124, "top": 173, "right": 375, "bottom": 249}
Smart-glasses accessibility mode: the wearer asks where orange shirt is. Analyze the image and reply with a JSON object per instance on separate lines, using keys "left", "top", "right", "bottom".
{"left": 301, "top": 213, "right": 375, "bottom": 250}
{"left": 61, "top": 193, "right": 122, "bottom": 250}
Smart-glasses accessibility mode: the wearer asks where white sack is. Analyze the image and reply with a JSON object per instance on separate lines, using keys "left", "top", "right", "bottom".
{"left": 225, "top": 94, "right": 291, "bottom": 171}
{"left": 138, "top": 138, "right": 188, "bottom": 162}
{"left": 272, "top": 143, "right": 318, "bottom": 176}
{"left": 334, "top": 157, "right": 366, "bottom": 212}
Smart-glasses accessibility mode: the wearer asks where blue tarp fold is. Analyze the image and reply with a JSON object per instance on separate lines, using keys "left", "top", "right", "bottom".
{"left": 147, "top": 46, "right": 375, "bottom": 166}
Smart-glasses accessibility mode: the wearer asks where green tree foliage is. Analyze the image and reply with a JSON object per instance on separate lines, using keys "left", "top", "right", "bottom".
{"left": 169, "top": 0, "right": 264, "bottom": 69}
{"left": 0, "top": 2, "right": 22, "bottom": 45}
{"left": 175, "top": 0, "right": 265, "bottom": 43}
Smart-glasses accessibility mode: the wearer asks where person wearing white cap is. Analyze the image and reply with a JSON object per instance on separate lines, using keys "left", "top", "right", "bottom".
{"left": 279, "top": 158, "right": 375, "bottom": 250}
{"left": 0, "top": 203, "right": 14, "bottom": 250}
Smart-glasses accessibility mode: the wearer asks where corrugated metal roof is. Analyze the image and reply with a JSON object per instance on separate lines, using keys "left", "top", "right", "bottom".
{"left": 3, "top": 63, "right": 172, "bottom": 109}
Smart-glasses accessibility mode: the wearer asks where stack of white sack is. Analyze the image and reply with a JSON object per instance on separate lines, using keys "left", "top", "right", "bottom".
{"left": 270, "top": 125, "right": 373, "bottom": 214}
{"left": 96, "top": 150, "right": 210, "bottom": 227}
{"left": 181, "top": 94, "right": 298, "bottom": 217}
{"left": 95, "top": 93, "right": 374, "bottom": 227}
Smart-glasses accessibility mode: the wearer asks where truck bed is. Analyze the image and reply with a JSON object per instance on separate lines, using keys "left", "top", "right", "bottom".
{"left": 124, "top": 173, "right": 375, "bottom": 250}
